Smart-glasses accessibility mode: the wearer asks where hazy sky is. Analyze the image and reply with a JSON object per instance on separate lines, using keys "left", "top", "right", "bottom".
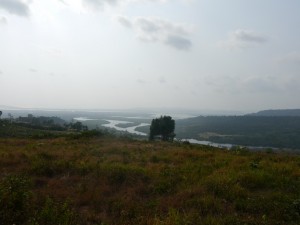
{"left": 0, "top": 0, "right": 300, "bottom": 111}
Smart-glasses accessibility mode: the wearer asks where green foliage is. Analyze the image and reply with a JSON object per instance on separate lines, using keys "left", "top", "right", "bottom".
{"left": 292, "top": 199, "right": 300, "bottom": 218}
{"left": 149, "top": 116, "right": 175, "bottom": 141}
{"left": 176, "top": 116, "right": 300, "bottom": 149}
{"left": 102, "top": 164, "right": 149, "bottom": 187}
{"left": 0, "top": 175, "right": 32, "bottom": 225}
{"left": 68, "top": 129, "right": 104, "bottom": 139}
{"left": 67, "top": 121, "right": 88, "bottom": 131}
{"left": 0, "top": 137, "right": 299, "bottom": 225}
{"left": 31, "top": 197, "right": 78, "bottom": 225}
{"left": 16, "top": 115, "right": 66, "bottom": 131}
{"left": 0, "top": 175, "right": 79, "bottom": 225}
{"left": 154, "top": 208, "right": 193, "bottom": 225}
{"left": 31, "top": 152, "right": 60, "bottom": 177}
{"left": 0, "top": 120, "right": 64, "bottom": 138}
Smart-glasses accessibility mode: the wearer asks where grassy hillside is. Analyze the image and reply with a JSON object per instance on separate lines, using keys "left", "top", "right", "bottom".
{"left": 0, "top": 132, "right": 299, "bottom": 224}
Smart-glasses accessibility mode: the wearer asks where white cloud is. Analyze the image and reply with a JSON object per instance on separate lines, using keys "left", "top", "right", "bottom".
{"left": 117, "top": 16, "right": 194, "bottom": 50}
{"left": 136, "top": 78, "right": 147, "bottom": 84}
{"left": 285, "top": 75, "right": 300, "bottom": 93}
{"left": 0, "top": 0, "right": 30, "bottom": 17}
{"left": 31, "top": 44, "right": 63, "bottom": 57}
{"left": 276, "top": 52, "right": 300, "bottom": 64}
{"left": 83, "top": 0, "right": 167, "bottom": 6}
{"left": 234, "top": 30, "right": 267, "bottom": 43}
{"left": 165, "top": 35, "right": 191, "bottom": 50}
{"left": 81, "top": 0, "right": 187, "bottom": 11}
{"left": 241, "top": 76, "right": 280, "bottom": 93}
{"left": 58, "top": 0, "right": 68, "bottom": 5}
{"left": 83, "top": 0, "right": 119, "bottom": 10}
{"left": 29, "top": 68, "right": 38, "bottom": 73}
{"left": 205, "top": 74, "right": 281, "bottom": 94}
{"left": 0, "top": 16, "right": 7, "bottom": 24}
{"left": 117, "top": 15, "right": 132, "bottom": 28}
{"left": 159, "top": 76, "right": 167, "bottom": 83}
{"left": 219, "top": 29, "right": 268, "bottom": 49}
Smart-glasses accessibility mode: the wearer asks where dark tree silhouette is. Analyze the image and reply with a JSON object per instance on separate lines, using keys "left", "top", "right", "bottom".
{"left": 149, "top": 116, "right": 175, "bottom": 141}
{"left": 68, "top": 121, "right": 88, "bottom": 131}
{"left": 0, "top": 111, "right": 2, "bottom": 119}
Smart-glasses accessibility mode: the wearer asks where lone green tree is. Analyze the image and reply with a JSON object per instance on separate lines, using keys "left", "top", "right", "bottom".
{"left": 149, "top": 116, "right": 175, "bottom": 141}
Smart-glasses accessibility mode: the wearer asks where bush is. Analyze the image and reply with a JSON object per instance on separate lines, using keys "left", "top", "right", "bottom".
{"left": 79, "top": 130, "right": 104, "bottom": 138}
{"left": 0, "top": 175, "right": 32, "bottom": 225}
{"left": 107, "top": 165, "right": 149, "bottom": 187}
{"left": 0, "top": 175, "right": 80, "bottom": 225}
{"left": 67, "top": 129, "right": 104, "bottom": 140}
{"left": 31, "top": 197, "right": 78, "bottom": 225}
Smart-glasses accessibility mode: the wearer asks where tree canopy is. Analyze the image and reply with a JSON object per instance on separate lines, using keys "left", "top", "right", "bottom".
{"left": 149, "top": 116, "right": 175, "bottom": 141}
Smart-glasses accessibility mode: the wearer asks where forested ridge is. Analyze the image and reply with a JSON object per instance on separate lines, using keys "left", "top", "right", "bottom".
{"left": 175, "top": 116, "right": 300, "bottom": 149}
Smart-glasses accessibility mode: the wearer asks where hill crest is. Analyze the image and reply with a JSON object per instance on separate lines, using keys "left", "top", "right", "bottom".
{"left": 247, "top": 109, "right": 300, "bottom": 116}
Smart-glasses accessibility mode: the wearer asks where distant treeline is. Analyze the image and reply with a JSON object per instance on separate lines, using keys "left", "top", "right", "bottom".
{"left": 1, "top": 114, "right": 88, "bottom": 132}
{"left": 16, "top": 114, "right": 66, "bottom": 129}
{"left": 176, "top": 116, "right": 300, "bottom": 149}
{"left": 247, "top": 109, "right": 300, "bottom": 117}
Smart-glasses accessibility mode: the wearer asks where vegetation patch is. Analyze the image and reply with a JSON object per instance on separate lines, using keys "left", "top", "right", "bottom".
{"left": 0, "top": 133, "right": 299, "bottom": 225}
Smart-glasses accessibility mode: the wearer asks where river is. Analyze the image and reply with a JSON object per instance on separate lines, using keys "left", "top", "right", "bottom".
{"left": 73, "top": 117, "right": 276, "bottom": 150}
{"left": 101, "top": 120, "right": 150, "bottom": 136}
{"left": 181, "top": 139, "right": 233, "bottom": 149}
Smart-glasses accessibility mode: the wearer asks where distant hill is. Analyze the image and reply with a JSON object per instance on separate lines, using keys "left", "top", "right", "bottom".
{"left": 174, "top": 115, "right": 300, "bottom": 149}
{"left": 248, "top": 109, "right": 300, "bottom": 116}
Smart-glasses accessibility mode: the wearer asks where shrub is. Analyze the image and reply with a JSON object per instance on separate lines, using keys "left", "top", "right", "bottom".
{"left": 106, "top": 165, "right": 149, "bottom": 187}
{"left": 31, "top": 197, "right": 78, "bottom": 225}
{"left": 30, "top": 153, "right": 57, "bottom": 177}
{"left": 0, "top": 175, "right": 32, "bottom": 225}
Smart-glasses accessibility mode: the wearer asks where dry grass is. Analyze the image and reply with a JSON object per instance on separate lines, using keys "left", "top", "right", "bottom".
{"left": 0, "top": 136, "right": 299, "bottom": 225}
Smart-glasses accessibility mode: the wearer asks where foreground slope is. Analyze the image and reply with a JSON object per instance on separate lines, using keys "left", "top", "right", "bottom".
{"left": 0, "top": 135, "right": 299, "bottom": 225}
